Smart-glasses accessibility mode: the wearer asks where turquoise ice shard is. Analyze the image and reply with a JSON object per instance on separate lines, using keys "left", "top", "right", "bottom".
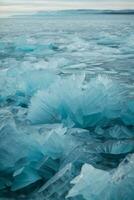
{"left": 67, "top": 164, "right": 110, "bottom": 200}
{"left": 122, "top": 100, "right": 134, "bottom": 126}
{"left": 28, "top": 75, "right": 124, "bottom": 128}
{"left": 0, "top": 67, "right": 58, "bottom": 106}
{"left": 0, "top": 109, "right": 62, "bottom": 193}
{"left": 95, "top": 125, "right": 134, "bottom": 139}
{"left": 39, "top": 125, "right": 77, "bottom": 159}
{"left": 67, "top": 154, "right": 134, "bottom": 200}
{"left": 0, "top": 109, "right": 43, "bottom": 184}
{"left": 61, "top": 136, "right": 134, "bottom": 171}
{"left": 11, "top": 166, "right": 41, "bottom": 191}
{"left": 17, "top": 70, "right": 58, "bottom": 97}
{"left": 38, "top": 163, "right": 77, "bottom": 200}
{"left": 96, "top": 140, "right": 134, "bottom": 155}
{"left": 0, "top": 109, "right": 44, "bottom": 170}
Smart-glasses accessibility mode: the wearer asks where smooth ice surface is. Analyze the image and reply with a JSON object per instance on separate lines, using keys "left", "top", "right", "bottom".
{"left": 0, "top": 11, "right": 134, "bottom": 200}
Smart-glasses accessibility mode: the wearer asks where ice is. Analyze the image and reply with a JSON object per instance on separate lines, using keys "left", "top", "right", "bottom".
{"left": 0, "top": 110, "right": 64, "bottom": 194}
{"left": 38, "top": 163, "right": 77, "bottom": 200}
{"left": 28, "top": 75, "right": 124, "bottom": 128}
{"left": 0, "top": 67, "right": 58, "bottom": 107}
{"left": 67, "top": 154, "right": 134, "bottom": 200}
{"left": 11, "top": 167, "right": 42, "bottom": 191}
{"left": 95, "top": 125, "right": 134, "bottom": 139}
{"left": 61, "top": 138, "right": 134, "bottom": 171}
{"left": 0, "top": 12, "right": 134, "bottom": 200}
{"left": 1, "top": 72, "right": 134, "bottom": 198}
{"left": 122, "top": 100, "right": 134, "bottom": 125}
{"left": 96, "top": 140, "right": 134, "bottom": 155}
{"left": 0, "top": 109, "right": 43, "bottom": 162}
{"left": 37, "top": 125, "right": 77, "bottom": 159}
{"left": 0, "top": 110, "right": 81, "bottom": 196}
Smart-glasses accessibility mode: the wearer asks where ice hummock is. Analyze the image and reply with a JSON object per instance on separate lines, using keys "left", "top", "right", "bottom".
{"left": 0, "top": 11, "right": 134, "bottom": 200}
{"left": 0, "top": 110, "right": 75, "bottom": 195}
{"left": 67, "top": 154, "right": 134, "bottom": 200}
{"left": 0, "top": 70, "right": 134, "bottom": 199}
{"left": 28, "top": 74, "right": 128, "bottom": 128}
{"left": 1, "top": 21, "right": 134, "bottom": 198}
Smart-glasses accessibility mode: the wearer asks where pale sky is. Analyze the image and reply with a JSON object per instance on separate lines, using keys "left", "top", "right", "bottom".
{"left": 0, "top": 0, "right": 134, "bottom": 17}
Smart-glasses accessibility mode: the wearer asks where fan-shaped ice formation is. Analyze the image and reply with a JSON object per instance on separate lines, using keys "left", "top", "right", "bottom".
{"left": 28, "top": 75, "right": 126, "bottom": 128}
{"left": 0, "top": 72, "right": 134, "bottom": 199}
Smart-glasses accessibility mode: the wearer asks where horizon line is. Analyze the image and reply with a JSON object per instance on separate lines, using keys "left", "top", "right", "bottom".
{"left": 1, "top": 8, "right": 134, "bottom": 18}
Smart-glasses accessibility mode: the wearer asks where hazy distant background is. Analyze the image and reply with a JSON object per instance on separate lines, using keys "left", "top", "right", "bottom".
{"left": 0, "top": 0, "right": 134, "bottom": 17}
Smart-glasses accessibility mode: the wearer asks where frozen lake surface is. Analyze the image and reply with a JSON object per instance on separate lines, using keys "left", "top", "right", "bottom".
{"left": 0, "top": 13, "right": 134, "bottom": 200}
